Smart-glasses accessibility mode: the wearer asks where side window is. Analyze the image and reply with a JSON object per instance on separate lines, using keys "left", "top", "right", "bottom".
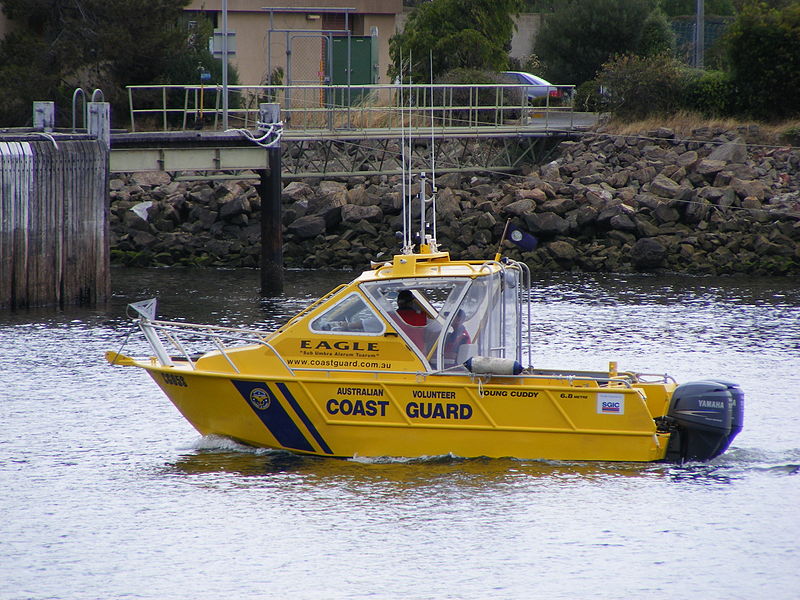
{"left": 309, "top": 293, "right": 384, "bottom": 335}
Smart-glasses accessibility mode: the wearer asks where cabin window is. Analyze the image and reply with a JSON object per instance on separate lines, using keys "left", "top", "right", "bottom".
{"left": 309, "top": 292, "right": 384, "bottom": 335}
{"left": 361, "top": 278, "right": 471, "bottom": 364}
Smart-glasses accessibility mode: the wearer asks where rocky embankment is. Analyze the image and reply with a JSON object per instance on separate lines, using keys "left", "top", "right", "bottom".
{"left": 109, "top": 126, "right": 800, "bottom": 275}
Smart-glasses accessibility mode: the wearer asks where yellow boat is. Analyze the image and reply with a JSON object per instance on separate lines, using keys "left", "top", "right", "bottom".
{"left": 107, "top": 175, "right": 743, "bottom": 463}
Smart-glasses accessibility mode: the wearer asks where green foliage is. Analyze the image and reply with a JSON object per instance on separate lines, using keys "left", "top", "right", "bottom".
{"left": 660, "top": 0, "right": 735, "bottom": 17}
{"left": 682, "top": 69, "right": 736, "bottom": 117}
{"left": 534, "top": 0, "right": 655, "bottom": 85}
{"left": 725, "top": 1, "right": 800, "bottom": 120}
{"left": 778, "top": 123, "right": 800, "bottom": 145}
{"left": 520, "top": 0, "right": 558, "bottom": 10}
{"left": 389, "top": 0, "right": 523, "bottom": 83}
{"left": 595, "top": 53, "right": 688, "bottom": 119}
{"left": 573, "top": 79, "right": 604, "bottom": 112}
{"left": 0, "top": 30, "right": 64, "bottom": 126}
{"left": 638, "top": 9, "right": 676, "bottom": 56}
{"left": 0, "top": 0, "right": 241, "bottom": 127}
{"left": 436, "top": 68, "right": 521, "bottom": 123}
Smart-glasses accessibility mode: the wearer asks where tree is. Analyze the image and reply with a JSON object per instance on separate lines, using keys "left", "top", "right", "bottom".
{"left": 534, "top": 0, "right": 655, "bottom": 85}
{"left": 0, "top": 0, "right": 200, "bottom": 127}
{"left": 595, "top": 53, "right": 688, "bottom": 118}
{"left": 638, "top": 9, "right": 677, "bottom": 57}
{"left": 660, "top": 0, "right": 734, "bottom": 17}
{"left": 725, "top": 0, "right": 800, "bottom": 119}
{"left": 389, "top": 0, "right": 523, "bottom": 83}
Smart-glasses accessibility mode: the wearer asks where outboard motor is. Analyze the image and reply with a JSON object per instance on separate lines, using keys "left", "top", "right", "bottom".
{"left": 661, "top": 380, "right": 744, "bottom": 463}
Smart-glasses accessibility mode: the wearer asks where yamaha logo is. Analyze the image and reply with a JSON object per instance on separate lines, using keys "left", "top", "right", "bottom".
{"left": 249, "top": 387, "right": 271, "bottom": 410}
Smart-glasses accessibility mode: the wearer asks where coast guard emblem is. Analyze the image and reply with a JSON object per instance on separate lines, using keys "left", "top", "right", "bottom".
{"left": 249, "top": 387, "right": 271, "bottom": 410}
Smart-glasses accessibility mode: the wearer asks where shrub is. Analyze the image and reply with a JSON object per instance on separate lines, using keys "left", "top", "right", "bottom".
{"left": 638, "top": 9, "right": 676, "bottom": 57}
{"left": 779, "top": 124, "right": 800, "bottom": 146}
{"left": 436, "top": 68, "right": 521, "bottom": 123}
{"left": 534, "top": 0, "right": 653, "bottom": 85}
{"left": 573, "top": 80, "right": 604, "bottom": 113}
{"left": 725, "top": 1, "right": 800, "bottom": 120}
{"left": 595, "top": 53, "right": 687, "bottom": 119}
{"left": 681, "top": 69, "right": 736, "bottom": 117}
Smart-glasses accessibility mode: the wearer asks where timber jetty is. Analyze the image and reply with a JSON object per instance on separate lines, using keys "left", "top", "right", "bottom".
{"left": 0, "top": 133, "right": 110, "bottom": 309}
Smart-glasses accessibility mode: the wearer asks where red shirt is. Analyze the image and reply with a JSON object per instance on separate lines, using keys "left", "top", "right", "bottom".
{"left": 397, "top": 308, "right": 427, "bottom": 326}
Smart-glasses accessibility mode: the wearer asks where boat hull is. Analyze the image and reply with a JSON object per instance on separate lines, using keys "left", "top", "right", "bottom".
{"left": 144, "top": 363, "right": 673, "bottom": 462}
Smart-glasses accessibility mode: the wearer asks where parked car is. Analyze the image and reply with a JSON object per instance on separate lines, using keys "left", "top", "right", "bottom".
{"left": 500, "top": 71, "right": 571, "bottom": 104}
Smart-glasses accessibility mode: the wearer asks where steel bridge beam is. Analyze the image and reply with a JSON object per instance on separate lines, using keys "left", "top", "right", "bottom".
{"left": 109, "top": 131, "right": 571, "bottom": 178}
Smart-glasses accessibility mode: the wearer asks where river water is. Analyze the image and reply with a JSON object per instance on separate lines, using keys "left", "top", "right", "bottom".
{"left": 1, "top": 267, "right": 798, "bottom": 600}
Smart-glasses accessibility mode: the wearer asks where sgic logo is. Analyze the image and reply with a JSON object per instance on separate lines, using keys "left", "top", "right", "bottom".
{"left": 597, "top": 393, "right": 625, "bottom": 415}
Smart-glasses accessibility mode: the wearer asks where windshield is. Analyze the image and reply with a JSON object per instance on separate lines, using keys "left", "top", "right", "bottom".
{"left": 361, "top": 268, "right": 526, "bottom": 371}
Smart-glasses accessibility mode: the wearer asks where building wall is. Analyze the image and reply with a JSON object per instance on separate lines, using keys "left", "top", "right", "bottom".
{"left": 185, "top": 1, "right": 402, "bottom": 86}
{"left": 510, "top": 13, "right": 543, "bottom": 61}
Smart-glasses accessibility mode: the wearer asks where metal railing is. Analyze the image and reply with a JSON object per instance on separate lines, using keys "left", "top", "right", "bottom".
{"left": 134, "top": 317, "right": 293, "bottom": 375}
{"left": 126, "top": 82, "right": 575, "bottom": 134}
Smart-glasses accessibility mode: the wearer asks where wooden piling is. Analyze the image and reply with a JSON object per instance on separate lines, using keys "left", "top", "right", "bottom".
{"left": 259, "top": 146, "right": 283, "bottom": 296}
{"left": 0, "top": 137, "right": 110, "bottom": 309}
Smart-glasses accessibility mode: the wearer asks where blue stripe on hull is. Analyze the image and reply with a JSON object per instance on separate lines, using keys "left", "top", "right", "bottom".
{"left": 276, "top": 382, "right": 334, "bottom": 455}
{"left": 231, "top": 380, "right": 315, "bottom": 452}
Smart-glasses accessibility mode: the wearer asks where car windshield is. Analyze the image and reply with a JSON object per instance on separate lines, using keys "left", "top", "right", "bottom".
{"left": 517, "top": 72, "right": 550, "bottom": 86}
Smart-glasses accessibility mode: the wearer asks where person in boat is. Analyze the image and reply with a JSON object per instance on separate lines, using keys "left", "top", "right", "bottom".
{"left": 443, "top": 309, "right": 470, "bottom": 365}
{"left": 394, "top": 289, "right": 428, "bottom": 351}
{"left": 396, "top": 290, "right": 427, "bottom": 326}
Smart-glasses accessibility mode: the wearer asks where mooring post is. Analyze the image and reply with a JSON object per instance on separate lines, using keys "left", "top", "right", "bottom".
{"left": 259, "top": 149, "right": 283, "bottom": 295}
{"left": 259, "top": 103, "right": 283, "bottom": 295}
{"left": 32, "top": 101, "right": 55, "bottom": 132}
{"left": 87, "top": 102, "right": 111, "bottom": 148}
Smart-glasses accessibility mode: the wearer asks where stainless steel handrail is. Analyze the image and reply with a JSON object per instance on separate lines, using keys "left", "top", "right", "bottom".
{"left": 126, "top": 82, "right": 575, "bottom": 133}
{"left": 136, "top": 318, "right": 294, "bottom": 375}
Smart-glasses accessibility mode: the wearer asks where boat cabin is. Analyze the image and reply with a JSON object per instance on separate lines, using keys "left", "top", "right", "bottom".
{"left": 274, "top": 253, "right": 531, "bottom": 373}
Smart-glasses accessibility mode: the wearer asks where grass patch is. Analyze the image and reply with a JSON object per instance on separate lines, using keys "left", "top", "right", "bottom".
{"left": 597, "top": 111, "right": 800, "bottom": 146}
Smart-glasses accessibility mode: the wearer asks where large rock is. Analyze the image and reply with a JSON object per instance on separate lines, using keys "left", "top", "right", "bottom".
{"left": 309, "top": 181, "right": 347, "bottom": 214}
{"left": 684, "top": 197, "right": 711, "bottom": 224}
{"left": 709, "top": 138, "right": 748, "bottom": 163}
{"left": 540, "top": 160, "right": 561, "bottom": 181}
{"left": 219, "top": 196, "right": 251, "bottom": 219}
{"left": 524, "top": 212, "right": 569, "bottom": 235}
{"left": 282, "top": 181, "right": 315, "bottom": 202}
{"left": 540, "top": 197, "right": 577, "bottom": 215}
{"left": 731, "top": 178, "right": 771, "bottom": 201}
{"left": 346, "top": 186, "right": 371, "bottom": 206}
{"left": 653, "top": 202, "right": 680, "bottom": 224}
{"left": 547, "top": 240, "right": 577, "bottom": 261}
{"left": 436, "top": 187, "right": 463, "bottom": 218}
{"left": 341, "top": 204, "right": 383, "bottom": 223}
{"left": 502, "top": 198, "right": 535, "bottom": 217}
{"left": 609, "top": 213, "right": 637, "bottom": 231}
{"left": 677, "top": 150, "right": 699, "bottom": 168}
{"left": 650, "top": 174, "right": 685, "bottom": 199}
{"left": 287, "top": 215, "right": 326, "bottom": 239}
{"left": 132, "top": 171, "right": 171, "bottom": 188}
{"left": 630, "top": 237, "right": 666, "bottom": 269}
{"left": 516, "top": 188, "right": 547, "bottom": 202}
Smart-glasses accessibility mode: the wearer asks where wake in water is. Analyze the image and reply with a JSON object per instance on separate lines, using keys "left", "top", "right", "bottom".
{"left": 169, "top": 435, "right": 800, "bottom": 479}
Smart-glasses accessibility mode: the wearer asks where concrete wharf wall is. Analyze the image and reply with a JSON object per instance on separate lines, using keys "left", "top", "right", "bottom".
{"left": 0, "top": 138, "right": 110, "bottom": 309}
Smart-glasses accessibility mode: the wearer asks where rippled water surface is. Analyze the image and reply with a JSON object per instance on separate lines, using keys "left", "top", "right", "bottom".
{"left": 1, "top": 268, "right": 798, "bottom": 599}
